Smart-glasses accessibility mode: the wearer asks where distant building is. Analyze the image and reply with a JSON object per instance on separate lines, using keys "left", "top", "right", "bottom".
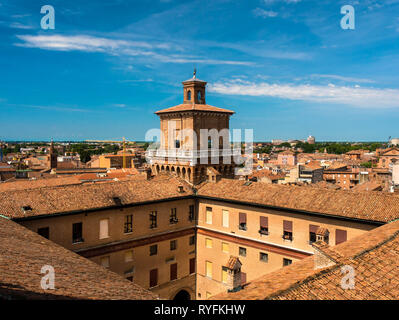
{"left": 277, "top": 150, "right": 297, "bottom": 166}
{"left": 377, "top": 147, "right": 399, "bottom": 169}
{"left": 307, "top": 135, "right": 315, "bottom": 144}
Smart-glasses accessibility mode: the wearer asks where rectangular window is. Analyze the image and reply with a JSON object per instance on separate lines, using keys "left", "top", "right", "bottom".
{"left": 170, "top": 239, "right": 177, "bottom": 251}
{"left": 205, "top": 238, "right": 213, "bottom": 248}
{"left": 150, "top": 211, "right": 157, "bottom": 229}
{"left": 170, "top": 263, "right": 178, "bottom": 281}
{"left": 150, "top": 244, "right": 158, "bottom": 256}
{"left": 335, "top": 229, "right": 347, "bottom": 245}
{"left": 72, "top": 222, "right": 83, "bottom": 243}
{"left": 222, "top": 267, "right": 228, "bottom": 284}
{"left": 205, "top": 261, "right": 212, "bottom": 278}
{"left": 239, "top": 212, "right": 247, "bottom": 231}
{"left": 283, "top": 258, "right": 292, "bottom": 267}
{"left": 206, "top": 207, "right": 212, "bottom": 224}
{"left": 149, "top": 269, "right": 158, "bottom": 287}
{"left": 259, "top": 216, "right": 269, "bottom": 235}
{"left": 283, "top": 220, "right": 293, "bottom": 241}
{"left": 189, "top": 235, "right": 195, "bottom": 246}
{"left": 99, "top": 219, "right": 109, "bottom": 239}
{"left": 189, "top": 205, "right": 195, "bottom": 222}
{"left": 189, "top": 258, "right": 195, "bottom": 274}
{"left": 239, "top": 247, "right": 247, "bottom": 257}
{"left": 38, "top": 227, "right": 49, "bottom": 239}
{"left": 125, "top": 250, "right": 133, "bottom": 262}
{"left": 222, "top": 210, "right": 229, "bottom": 228}
{"left": 124, "top": 214, "right": 133, "bottom": 234}
{"left": 309, "top": 224, "right": 319, "bottom": 243}
{"left": 222, "top": 242, "right": 229, "bottom": 253}
{"left": 260, "top": 252, "right": 268, "bottom": 263}
{"left": 100, "top": 256, "right": 110, "bottom": 268}
{"left": 170, "top": 208, "right": 178, "bottom": 224}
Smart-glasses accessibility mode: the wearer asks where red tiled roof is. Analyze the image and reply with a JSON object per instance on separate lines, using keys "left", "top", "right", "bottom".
{"left": 212, "top": 219, "right": 399, "bottom": 300}
{"left": 155, "top": 104, "right": 235, "bottom": 114}
{"left": 197, "top": 179, "right": 399, "bottom": 223}
{"left": 0, "top": 217, "right": 156, "bottom": 300}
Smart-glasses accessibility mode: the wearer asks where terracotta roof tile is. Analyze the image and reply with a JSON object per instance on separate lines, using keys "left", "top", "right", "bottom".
{"left": 0, "top": 217, "right": 157, "bottom": 300}
{"left": 155, "top": 104, "right": 235, "bottom": 114}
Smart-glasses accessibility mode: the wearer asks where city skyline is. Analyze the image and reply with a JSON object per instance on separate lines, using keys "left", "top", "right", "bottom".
{"left": 1, "top": 0, "right": 399, "bottom": 141}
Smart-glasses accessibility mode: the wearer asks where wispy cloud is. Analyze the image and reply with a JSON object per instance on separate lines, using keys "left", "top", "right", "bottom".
{"left": 253, "top": 8, "right": 278, "bottom": 18}
{"left": 310, "top": 74, "right": 375, "bottom": 84}
{"left": 15, "top": 34, "right": 253, "bottom": 65}
{"left": 209, "top": 79, "right": 399, "bottom": 108}
{"left": 10, "top": 22, "right": 34, "bottom": 30}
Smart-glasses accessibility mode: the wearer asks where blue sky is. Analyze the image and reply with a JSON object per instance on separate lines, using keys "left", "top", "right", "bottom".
{"left": 1, "top": 0, "right": 399, "bottom": 141}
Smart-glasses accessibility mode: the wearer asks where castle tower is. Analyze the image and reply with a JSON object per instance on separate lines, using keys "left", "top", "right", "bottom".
{"left": 147, "top": 70, "right": 238, "bottom": 184}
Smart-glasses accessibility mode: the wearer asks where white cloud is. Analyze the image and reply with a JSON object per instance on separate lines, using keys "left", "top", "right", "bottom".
{"left": 10, "top": 22, "right": 33, "bottom": 29}
{"left": 15, "top": 34, "right": 253, "bottom": 65}
{"left": 208, "top": 80, "right": 399, "bottom": 108}
{"left": 253, "top": 8, "right": 278, "bottom": 18}
{"left": 310, "top": 74, "right": 375, "bottom": 84}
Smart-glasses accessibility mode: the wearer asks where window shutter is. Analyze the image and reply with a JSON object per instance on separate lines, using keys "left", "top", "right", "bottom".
{"left": 335, "top": 229, "right": 347, "bottom": 245}
{"left": 170, "top": 263, "right": 177, "bottom": 281}
{"left": 239, "top": 212, "right": 247, "bottom": 223}
{"left": 189, "top": 258, "right": 195, "bottom": 274}
{"left": 241, "top": 272, "right": 247, "bottom": 285}
{"left": 260, "top": 216, "right": 268, "bottom": 228}
{"left": 99, "top": 219, "right": 109, "bottom": 239}
{"left": 222, "top": 210, "right": 229, "bottom": 228}
{"left": 150, "top": 269, "right": 158, "bottom": 287}
{"left": 283, "top": 220, "right": 293, "bottom": 232}
{"left": 309, "top": 224, "right": 319, "bottom": 233}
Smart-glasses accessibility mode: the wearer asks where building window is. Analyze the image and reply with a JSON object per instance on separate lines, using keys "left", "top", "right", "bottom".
{"left": 222, "top": 267, "right": 228, "bottom": 284}
{"left": 197, "top": 90, "right": 202, "bottom": 101}
{"left": 125, "top": 250, "right": 133, "bottom": 262}
{"left": 260, "top": 252, "right": 268, "bottom": 263}
{"left": 126, "top": 276, "right": 133, "bottom": 282}
{"left": 205, "top": 238, "right": 213, "bottom": 248}
{"left": 222, "top": 242, "right": 229, "bottom": 253}
{"left": 170, "top": 263, "right": 178, "bottom": 281}
{"left": 189, "top": 258, "right": 195, "bottom": 274}
{"left": 206, "top": 207, "right": 212, "bottom": 224}
{"left": 335, "top": 229, "right": 347, "bottom": 245}
{"left": 170, "top": 239, "right": 177, "bottom": 251}
{"left": 149, "top": 269, "right": 158, "bottom": 288}
{"left": 38, "top": 227, "right": 49, "bottom": 239}
{"left": 124, "top": 214, "right": 133, "bottom": 234}
{"left": 170, "top": 208, "right": 178, "bottom": 224}
{"left": 283, "top": 258, "right": 292, "bottom": 267}
{"left": 72, "top": 222, "right": 83, "bottom": 243}
{"left": 239, "top": 247, "right": 247, "bottom": 257}
{"left": 189, "top": 205, "right": 195, "bottom": 221}
{"left": 309, "top": 224, "right": 319, "bottom": 244}
{"left": 205, "top": 261, "right": 212, "bottom": 278}
{"left": 259, "top": 216, "right": 269, "bottom": 235}
{"left": 222, "top": 210, "right": 229, "bottom": 228}
{"left": 189, "top": 235, "right": 195, "bottom": 246}
{"left": 187, "top": 90, "right": 191, "bottom": 101}
{"left": 150, "top": 244, "right": 158, "bottom": 256}
{"left": 175, "top": 140, "right": 181, "bottom": 149}
{"left": 150, "top": 211, "right": 157, "bottom": 229}
{"left": 99, "top": 219, "right": 109, "bottom": 239}
{"left": 100, "top": 256, "right": 110, "bottom": 268}
{"left": 239, "top": 212, "right": 247, "bottom": 231}
{"left": 283, "top": 220, "right": 293, "bottom": 241}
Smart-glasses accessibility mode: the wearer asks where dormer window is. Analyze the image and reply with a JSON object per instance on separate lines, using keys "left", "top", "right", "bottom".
{"left": 22, "top": 205, "right": 32, "bottom": 212}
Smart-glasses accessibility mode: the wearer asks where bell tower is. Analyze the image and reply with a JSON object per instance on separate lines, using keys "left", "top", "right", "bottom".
{"left": 148, "top": 70, "right": 238, "bottom": 185}
{"left": 49, "top": 140, "right": 58, "bottom": 169}
{"left": 183, "top": 69, "right": 206, "bottom": 105}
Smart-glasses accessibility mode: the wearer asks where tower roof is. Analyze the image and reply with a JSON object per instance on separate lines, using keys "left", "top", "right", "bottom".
{"left": 155, "top": 103, "right": 235, "bottom": 115}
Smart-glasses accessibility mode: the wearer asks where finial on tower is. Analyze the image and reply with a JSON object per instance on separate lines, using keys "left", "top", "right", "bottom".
{"left": 193, "top": 68, "right": 196, "bottom": 79}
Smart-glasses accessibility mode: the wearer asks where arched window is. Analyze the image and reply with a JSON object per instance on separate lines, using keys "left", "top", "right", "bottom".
{"left": 187, "top": 90, "right": 191, "bottom": 101}
{"left": 197, "top": 90, "right": 202, "bottom": 101}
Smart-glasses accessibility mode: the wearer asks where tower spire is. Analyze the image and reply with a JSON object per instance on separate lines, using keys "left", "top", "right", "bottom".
{"left": 193, "top": 67, "right": 196, "bottom": 79}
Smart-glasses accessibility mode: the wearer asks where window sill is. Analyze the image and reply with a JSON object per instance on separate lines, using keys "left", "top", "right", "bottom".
{"left": 124, "top": 232, "right": 133, "bottom": 235}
